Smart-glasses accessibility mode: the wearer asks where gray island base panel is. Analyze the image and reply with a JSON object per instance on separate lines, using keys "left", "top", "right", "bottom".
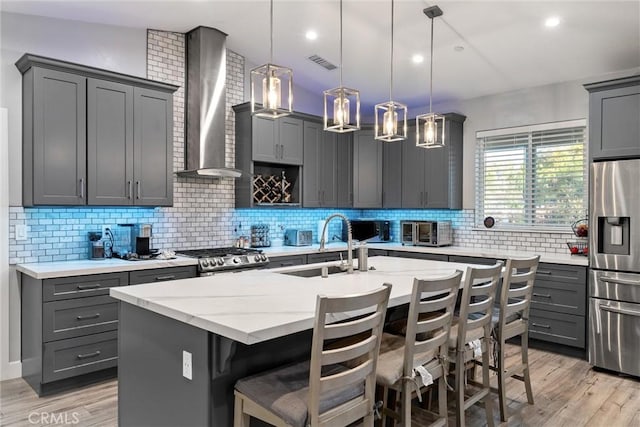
{"left": 112, "top": 257, "right": 474, "bottom": 426}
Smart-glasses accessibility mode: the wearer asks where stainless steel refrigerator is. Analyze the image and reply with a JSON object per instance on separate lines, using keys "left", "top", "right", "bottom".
{"left": 588, "top": 159, "right": 640, "bottom": 377}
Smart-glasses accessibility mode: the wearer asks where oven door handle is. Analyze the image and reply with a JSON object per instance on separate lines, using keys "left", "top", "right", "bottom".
{"left": 600, "top": 304, "right": 640, "bottom": 317}
{"left": 599, "top": 276, "right": 640, "bottom": 286}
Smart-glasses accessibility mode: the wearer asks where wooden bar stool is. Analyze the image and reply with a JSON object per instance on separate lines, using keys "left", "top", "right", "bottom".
{"left": 491, "top": 256, "right": 539, "bottom": 421}
{"left": 233, "top": 284, "right": 391, "bottom": 427}
{"left": 375, "top": 271, "right": 463, "bottom": 427}
{"left": 447, "top": 263, "right": 502, "bottom": 427}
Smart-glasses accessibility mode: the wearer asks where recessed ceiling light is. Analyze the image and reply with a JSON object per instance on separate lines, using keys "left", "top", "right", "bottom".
{"left": 305, "top": 30, "right": 318, "bottom": 41}
{"left": 545, "top": 16, "right": 561, "bottom": 27}
{"left": 412, "top": 54, "right": 424, "bottom": 64}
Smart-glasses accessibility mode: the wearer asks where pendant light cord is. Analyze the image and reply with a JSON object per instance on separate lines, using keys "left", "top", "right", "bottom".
{"left": 429, "top": 13, "right": 434, "bottom": 114}
{"left": 389, "top": 0, "right": 394, "bottom": 102}
{"left": 269, "top": 0, "right": 274, "bottom": 63}
{"left": 339, "top": 0, "right": 343, "bottom": 87}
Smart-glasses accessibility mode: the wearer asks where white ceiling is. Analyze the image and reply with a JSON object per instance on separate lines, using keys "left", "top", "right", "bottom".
{"left": 3, "top": 0, "right": 639, "bottom": 110}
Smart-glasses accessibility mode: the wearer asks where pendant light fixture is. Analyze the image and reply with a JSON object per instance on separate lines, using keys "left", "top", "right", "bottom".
{"left": 250, "top": 0, "right": 293, "bottom": 119}
{"left": 324, "top": 0, "right": 360, "bottom": 133}
{"left": 416, "top": 5, "right": 445, "bottom": 148}
{"left": 375, "top": 0, "right": 407, "bottom": 142}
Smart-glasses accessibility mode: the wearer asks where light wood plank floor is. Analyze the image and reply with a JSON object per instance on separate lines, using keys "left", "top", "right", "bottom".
{"left": 1, "top": 344, "right": 639, "bottom": 426}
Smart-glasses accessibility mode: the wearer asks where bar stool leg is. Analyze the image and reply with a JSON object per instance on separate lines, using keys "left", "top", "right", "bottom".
{"left": 437, "top": 376, "right": 448, "bottom": 424}
{"left": 455, "top": 352, "right": 466, "bottom": 427}
{"left": 522, "top": 335, "right": 534, "bottom": 405}
{"left": 497, "top": 339, "right": 508, "bottom": 422}
{"left": 482, "top": 339, "right": 495, "bottom": 427}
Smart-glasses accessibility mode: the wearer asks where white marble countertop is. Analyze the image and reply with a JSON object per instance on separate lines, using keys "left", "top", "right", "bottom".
{"left": 110, "top": 256, "right": 473, "bottom": 345}
{"left": 263, "top": 242, "right": 589, "bottom": 266}
{"left": 16, "top": 256, "right": 198, "bottom": 279}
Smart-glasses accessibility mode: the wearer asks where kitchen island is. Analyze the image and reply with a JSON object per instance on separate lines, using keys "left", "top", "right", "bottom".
{"left": 110, "top": 256, "right": 473, "bottom": 426}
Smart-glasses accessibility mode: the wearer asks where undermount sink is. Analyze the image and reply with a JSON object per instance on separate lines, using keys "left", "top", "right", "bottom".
{"left": 280, "top": 265, "right": 347, "bottom": 278}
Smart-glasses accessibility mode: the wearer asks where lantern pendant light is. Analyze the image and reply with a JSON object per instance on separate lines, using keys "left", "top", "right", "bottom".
{"left": 416, "top": 5, "right": 445, "bottom": 148}
{"left": 324, "top": 0, "right": 360, "bottom": 133}
{"left": 374, "top": 0, "right": 407, "bottom": 142}
{"left": 250, "top": 0, "right": 293, "bottom": 119}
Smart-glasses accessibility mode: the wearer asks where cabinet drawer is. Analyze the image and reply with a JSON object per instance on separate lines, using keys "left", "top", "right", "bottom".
{"left": 528, "top": 309, "right": 585, "bottom": 349}
{"left": 266, "top": 255, "right": 307, "bottom": 268}
{"left": 43, "top": 296, "right": 118, "bottom": 342}
{"left": 43, "top": 272, "right": 128, "bottom": 302}
{"left": 531, "top": 281, "right": 586, "bottom": 316}
{"left": 388, "top": 251, "right": 448, "bottom": 262}
{"left": 368, "top": 249, "right": 388, "bottom": 257}
{"left": 42, "top": 331, "right": 118, "bottom": 383}
{"left": 448, "top": 255, "right": 500, "bottom": 265}
{"left": 535, "top": 263, "right": 587, "bottom": 286}
{"left": 128, "top": 266, "right": 197, "bottom": 285}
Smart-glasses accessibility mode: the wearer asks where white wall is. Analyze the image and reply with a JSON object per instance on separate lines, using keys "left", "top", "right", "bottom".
{"left": 0, "top": 11, "right": 147, "bottom": 379}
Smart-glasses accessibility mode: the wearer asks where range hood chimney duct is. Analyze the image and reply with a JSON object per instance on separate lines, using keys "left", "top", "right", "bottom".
{"left": 178, "top": 26, "right": 241, "bottom": 178}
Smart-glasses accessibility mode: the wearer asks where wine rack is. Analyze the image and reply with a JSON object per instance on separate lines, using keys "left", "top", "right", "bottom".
{"left": 252, "top": 171, "right": 293, "bottom": 204}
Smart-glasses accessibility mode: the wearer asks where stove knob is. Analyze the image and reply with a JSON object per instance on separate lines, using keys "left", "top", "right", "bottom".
{"left": 232, "top": 256, "right": 241, "bottom": 264}
{"left": 261, "top": 254, "right": 268, "bottom": 262}
{"left": 201, "top": 259, "right": 209, "bottom": 267}
{"left": 254, "top": 255, "right": 261, "bottom": 262}
{"left": 216, "top": 257, "right": 224, "bottom": 266}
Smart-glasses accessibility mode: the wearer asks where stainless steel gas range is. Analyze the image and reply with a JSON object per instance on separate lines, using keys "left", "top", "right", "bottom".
{"left": 176, "top": 247, "right": 269, "bottom": 276}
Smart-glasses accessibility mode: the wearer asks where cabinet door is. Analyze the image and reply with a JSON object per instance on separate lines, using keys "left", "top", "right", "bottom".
{"left": 335, "top": 133, "right": 353, "bottom": 208}
{"left": 321, "top": 131, "right": 337, "bottom": 206}
{"left": 590, "top": 84, "right": 640, "bottom": 160}
{"left": 353, "top": 129, "right": 382, "bottom": 208}
{"left": 133, "top": 87, "right": 173, "bottom": 206}
{"left": 401, "top": 136, "right": 425, "bottom": 208}
{"left": 31, "top": 68, "right": 87, "bottom": 205}
{"left": 424, "top": 144, "right": 449, "bottom": 208}
{"left": 302, "top": 121, "right": 322, "bottom": 207}
{"left": 87, "top": 79, "right": 134, "bottom": 205}
{"left": 279, "top": 117, "right": 304, "bottom": 165}
{"left": 383, "top": 141, "right": 403, "bottom": 208}
{"left": 252, "top": 116, "right": 277, "bottom": 162}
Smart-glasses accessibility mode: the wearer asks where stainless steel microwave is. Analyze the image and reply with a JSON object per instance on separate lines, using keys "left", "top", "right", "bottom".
{"left": 343, "top": 220, "right": 391, "bottom": 243}
{"left": 401, "top": 221, "right": 452, "bottom": 247}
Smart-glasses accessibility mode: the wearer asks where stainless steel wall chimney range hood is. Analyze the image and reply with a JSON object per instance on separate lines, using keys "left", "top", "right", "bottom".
{"left": 177, "top": 26, "right": 241, "bottom": 178}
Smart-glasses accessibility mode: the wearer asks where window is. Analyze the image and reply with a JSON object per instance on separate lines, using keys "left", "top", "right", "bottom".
{"left": 475, "top": 120, "right": 587, "bottom": 229}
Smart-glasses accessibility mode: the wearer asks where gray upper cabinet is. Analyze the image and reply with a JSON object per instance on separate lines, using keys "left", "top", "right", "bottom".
{"left": 335, "top": 133, "right": 353, "bottom": 208}
{"left": 133, "top": 87, "right": 173, "bottom": 206}
{"left": 353, "top": 128, "right": 383, "bottom": 208}
{"left": 585, "top": 76, "right": 640, "bottom": 160}
{"left": 383, "top": 141, "right": 403, "bottom": 208}
{"left": 17, "top": 54, "right": 177, "bottom": 207}
{"left": 402, "top": 113, "right": 465, "bottom": 209}
{"left": 251, "top": 115, "right": 303, "bottom": 165}
{"left": 24, "top": 67, "right": 87, "bottom": 206}
{"left": 303, "top": 121, "right": 337, "bottom": 207}
{"left": 87, "top": 79, "right": 134, "bottom": 205}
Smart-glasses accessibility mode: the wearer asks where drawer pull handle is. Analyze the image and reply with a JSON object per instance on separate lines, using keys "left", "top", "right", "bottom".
{"left": 533, "top": 293, "right": 552, "bottom": 298}
{"left": 77, "top": 350, "right": 101, "bottom": 360}
{"left": 281, "top": 262, "right": 295, "bottom": 267}
{"left": 77, "top": 284, "right": 101, "bottom": 290}
{"left": 537, "top": 270, "right": 552, "bottom": 275}
{"left": 600, "top": 305, "right": 640, "bottom": 317}
{"left": 155, "top": 275, "right": 176, "bottom": 281}
{"left": 600, "top": 276, "right": 640, "bottom": 286}
{"left": 76, "top": 313, "right": 100, "bottom": 321}
{"left": 532, "top": 323, "right": 551, "bottom": 329}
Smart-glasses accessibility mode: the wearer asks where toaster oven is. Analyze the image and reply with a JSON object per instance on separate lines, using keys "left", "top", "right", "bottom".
{"left": 401, "top": 221, "right": 452, "bottom": 247}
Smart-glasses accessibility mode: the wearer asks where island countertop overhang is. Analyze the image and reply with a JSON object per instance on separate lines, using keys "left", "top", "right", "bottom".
{"left": 110, "top": 256, "right": 473, "bottom": 345}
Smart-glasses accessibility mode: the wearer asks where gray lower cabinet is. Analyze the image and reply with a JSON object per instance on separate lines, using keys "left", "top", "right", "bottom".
{"left": 388, "top": 250, "right": 449, "bottom": 262}
{"left": 21, "top": 266, "right": 196, "bottom": 396}
{"left": 17, "top": 54, "right": 177, "bottom": 207}
{"left": 402, "top": 114, "right": 465, "bottom": 209}
{"left": 266, "top": 254, "right": 307, "bottom": 268}
{"left": 353, "top": 129, "right": 383, "bottom": 208}
{"left": 307, "top": 251, "right": 353, "bottom": 264}
{"left": 585, "top": 75, "right": 640, "bottom": 160}
{"left": 303, "top": 121, "right": 337, "bottom": 207}
{"left": 529, "top": 263, "right": 587, "bottom": 349}
{"left": 448, "top": 255, "right": 500, "bottom": 265}
{"left": 22, "top": 67, "right": 87, "bottom": 206}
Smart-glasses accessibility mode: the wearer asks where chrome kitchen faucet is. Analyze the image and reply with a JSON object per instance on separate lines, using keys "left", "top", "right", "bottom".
{"left": 319, "top": 213, "right": 354, "bottom": 274}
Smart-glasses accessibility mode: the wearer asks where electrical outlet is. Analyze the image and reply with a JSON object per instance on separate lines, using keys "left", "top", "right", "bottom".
{"left": 15, "top": 224, "right": 28, "bottom": 241}
{"left": 182, "top": 351, "right": 192, "bottom": 380}
{"left": 101, "top": 225, "right": 111, "bottom": 237}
